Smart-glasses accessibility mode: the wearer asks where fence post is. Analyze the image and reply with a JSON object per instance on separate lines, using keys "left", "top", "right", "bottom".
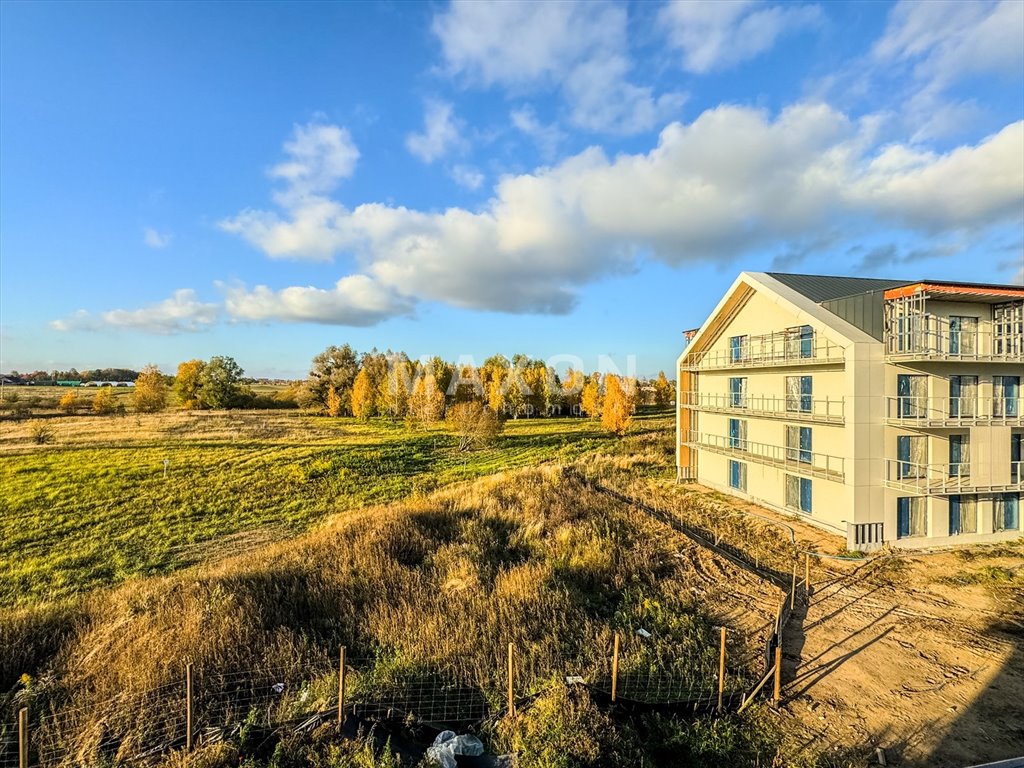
{"left": 18, "top": 707, "right": 28, "bottom": 768}
{"left": 804, "top": 552, "right": 810, "bottom": 594}
{"left": 611, "top": 633, "right": 620, "bottom": 704}
{"left": 185, "top": 662, "right": 193, "bottom": 751}
{"left": 772, "top": 645, "right": 782, "bottom": 706}
{"left": 790, "top": 561, "right": 797, "bottom": 610}
{"left": 507, "top": 643, "right": 515, "bottom": 716}
{"left": 717, "top": 627, "right": 726, "bottom": 712}
{"left": 338, "top": 645, "right": 347, "bottom": 726}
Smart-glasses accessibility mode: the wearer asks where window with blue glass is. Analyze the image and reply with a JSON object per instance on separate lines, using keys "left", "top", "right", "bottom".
{"left": 728, "top": 460, "right": 747, "bottom": 491}
{"left": 949, "top": 495, "right": 977, "bottom": 535}
{"left": 1012, "top": 433, "right": 1021, "bottom": 483}
{"left": 948, "top": 434, "right": 969, "bottom": 477}
{"left": 993, "top": 494, "right": 1020, "bottom": 532}
{"left": 949, "top": 375, "right": 977, "bottom": 418}
{"left": 786, "top": 376, "right": 812, "bottom": 413}
{"left": 897, "top": 435, "right": 926, "bottom": 479}
{"left": 896, "top": 374, "right": 927, "bottom": 418}
{"left": 994, "top": 376, "right": 1020, "bottom": 418}
{"left": 948, "top": 316, "right": 977, "bottom": 355}
{"left": 785, "top": 475, "right": 812, "bottom": 513}
{"left": 729, "top": 335, "right": 748, "bottom": 363}
{"left": 729, "top": 377, "right": 747, "bottom": 408}
{"left": 786, "top": 425, "right": 812, "bottom": 463}
{"left": 728, "top": 418, "right": 747, "bottom": 450}
{"left": 897, "top": 497, "right": 926, "bottom": 538}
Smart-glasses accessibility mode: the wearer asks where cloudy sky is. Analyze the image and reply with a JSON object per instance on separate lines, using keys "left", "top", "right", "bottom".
{"left": 1, "top": 0, "right": 1022, "bottom": 377}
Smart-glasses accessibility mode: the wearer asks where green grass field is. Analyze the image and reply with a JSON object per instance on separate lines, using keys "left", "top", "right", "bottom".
{"left": 0, "top": 409, "right": 671, "bottom": 607}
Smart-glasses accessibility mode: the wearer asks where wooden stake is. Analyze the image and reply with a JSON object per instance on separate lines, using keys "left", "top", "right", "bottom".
{"left": 611, "top": 633, "right": 620, "bottom": 703}
{"left": 185, "top": 663, "right": 193, "bottom": 751}
{"left": 18, "top": 707, "right": 28, "bottom": 768}
{"left": 772, "top": 645, "right": 782, "bottom": 706}
{"left": 717, "top": 627, "right": 726, "bottom": 712}
{"left": 804, "top": 552, "right": 810, "bottom": 593}
{"left": 507, "top": 643, "right": 515, "bottom": 716}
{"left": 338, "top": 646, "right": 347, "bottom": 726}
{"left": 790, "top": 561, "right": 797, "bottom": 610}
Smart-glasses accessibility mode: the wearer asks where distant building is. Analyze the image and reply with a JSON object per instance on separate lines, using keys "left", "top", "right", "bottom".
{"left": 56, "top": 380, "right": 82, "bottom": 387}
{"left": 677, "top": 272, "right": 1023, "bottom": 551}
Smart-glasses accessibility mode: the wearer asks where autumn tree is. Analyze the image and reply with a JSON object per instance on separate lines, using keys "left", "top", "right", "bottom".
{"left": 601, "top": 374, "right": 633, "bottom": 436}
{"left": 654, "top": 371, "right": 673, "bottom": 408}
{"left": 446, "top": 401, "right": 503, "bottom": 451}
{"left": 132, "top": 364, "right": 168, "bottom": 413}
{"left": 379, "top": 355, "right": 412, "bottom": 420}
{"left": 351, "top": 367, "right": 375, "bottom": 420}
{"left": 408, "top": 372, "right": 446, "bottom": 427}
{"left": 581, "top": 377, "right": 602, "bottom": 419}
{"left": 561, "top": 368, "right": 586, "bottom": 413}
{"left": 174, "top": 359, "right": 205, "bottom": 409}
{"left": 92, "top": 386, "right": 117, "bottom": 415}
{"left": 197, "top": 356, "right": 245, "bottom": 409}
{"left": 58, "top": 391, "right": 80, "bottom": 414}
{"left": 298, "top": 344, "right": 359, "bottom": 414}
{"left": 326, "top": 385, "right": 344, "bottom": 417}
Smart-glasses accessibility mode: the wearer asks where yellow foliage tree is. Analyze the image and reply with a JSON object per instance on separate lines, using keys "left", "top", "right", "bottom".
{"left": 326, "top": 385, "right": 344, "bottom": 417}
{"left": 351, "top": 367, "right": 375, "bottom": 420}
{"left": 601, "top": 374, "right": 632, "bottom": 435}
{"left": 379, "top": 359, "right": 411, "bottom": 420}
{"left": 174, "top": 359, "right": 205, "bottom": 410}
{"left": 581, "top": 379, "right": 602, "bottom": 419}
{"left": 92, "top": 387, "right": 117, "bottom": 415}
{"left": 132, "top": 364, "right": 168, "bottom": 413}
{"left": 58, "top": 391, "right": 80, "bottom": 414}
{"left": 654, "top": 371, "right": 673, "bottom": 408}
{"left": 408, "top": 372, "right": 446, "bottom": 427}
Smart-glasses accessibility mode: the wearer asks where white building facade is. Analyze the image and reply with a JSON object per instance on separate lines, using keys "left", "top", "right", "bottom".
{"left": 676, "top": 272, "right": 1023, "bottom": 551}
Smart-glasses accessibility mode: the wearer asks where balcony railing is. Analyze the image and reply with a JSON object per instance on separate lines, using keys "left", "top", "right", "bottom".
{"left": 884, "top": 316, "right": 1024, "bottom": 362}
{"left": 886, "top": 396, "right": 1022, "bottom": 426}
{"left": 682, "top": 430, "right": 845, "bottom": 481}
{"left": 680, "top": 392, "right": 845, "bottom": 423}
{"left": 682, "top": 330, "right": 845, "bottom": 371}
{"left": 884, "top": 460, "right": 1024, "bottom": 494}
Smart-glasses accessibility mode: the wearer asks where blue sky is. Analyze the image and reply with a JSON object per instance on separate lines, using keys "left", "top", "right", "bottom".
{"left": 1, "top": 0, "right": 1022, "bottom": 378}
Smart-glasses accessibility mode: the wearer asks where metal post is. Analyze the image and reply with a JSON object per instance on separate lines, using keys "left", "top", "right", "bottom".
{"left": 611, "top": 633, "right": 620, "bottom": 703}
{"left": 717, "top": 627, "right": 726, "bottom": 712}
{"left": 18, "top": 707, "right": 28, "bottom": 768}
{"left": 773, "top": 645, "right": 782, "bottom": 706}
{"left": 186, "top": 663, "right": 193, "bottom": 751}
{"left": 507, "top": 643, "right": 515, "bottom": 716}
{"left": 338, "top": 646, "right": 346, "bottom": 725}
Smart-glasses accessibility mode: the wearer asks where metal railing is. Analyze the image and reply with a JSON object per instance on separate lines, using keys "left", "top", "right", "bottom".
{"left": 885, "top": 396, "right": 1022, "bottom": 426}
{"left": 681, "top": 392, "right": 845, "bottom": 424}
{"left": 682, "top": 330, "right": 845, "bottom": 371}
{"left": 884, "top": 460, "right": 1024, "bottom": 494}
{"left": 884, "top": 315, "right": 1024, "bottom": 361}
{"left": 682, "top": 430, "right": 845, "bottom": 481}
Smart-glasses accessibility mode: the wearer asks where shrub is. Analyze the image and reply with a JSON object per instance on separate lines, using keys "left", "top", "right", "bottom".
{"left": 92, "top": 387, "right": 117, "bottom": 415}
{"left": 58, "top": 391, "right": 81, "bottom": 414}
{"left": 28, "top": 421, "right": 56, "bottom": 444}
{"left": 446, "top": 401, "right": 503, "bottom": 451}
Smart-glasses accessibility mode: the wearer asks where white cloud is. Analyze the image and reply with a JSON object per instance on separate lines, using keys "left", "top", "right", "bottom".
{"left": 510, "top": 106, "right": 565, "bottom": 159}
{"left": 51, "top": 289, "right": 219, "bottom": 334}
{"left": 143, "top": 228, "right": 172, "bottom": 248}
{"left": 221, "top": 275, "right": 413, "bottom": 326}
{"left": 221, "top": 112, "right": 1024, "bottom": 315}
{"left": 432, "top": 0, "right": 683, "bottom": 134}
{"left": 406, "top": 100, "right": 464, "bottom": 163}
{"left": 660, "top": 0, "right": 822, "bottom": 74}
{"left": 270, "top": 122, "right": 359, "bottom": 201}
{"left": 450, "top": 164, "right": 484, "bottom": 190}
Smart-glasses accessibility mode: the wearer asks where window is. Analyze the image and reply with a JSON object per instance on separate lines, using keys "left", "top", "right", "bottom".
{"left": 785, "top": 475, "right": 812, "bottom": 513}
{"left": 949, "top": 375, "right": 977, "bottom": 418}
{"left": 993, "top": 494, "right": 1020, "bottom": 532}
{"left": 728, "top": 418, "right": 747, "bottom": 450}
{"left": 948, "top": 434, "right": 969, "bottom": 477}
{"left": 728, "top": 460, "right": 747, "bottom": 491}
{"left": 994, "top": 376, "right": 1020, "bottom": 418}
{"left": 896, "top": 374, "right": 927, "bottom": 418}
{"left": 897, "top": 497, "right": 927, "bottom": 538}
{"left": 785, "top": 325, "right": 814, "bottom": 359}
{"left": 994, "top": 301, "right": 1023, "bottom": 356}
{"left": 948, "top": 316, "right": 978, "bottom": 355}
{"left": 729, "top": 335, "right": 748, "bottom": 363}
{"left": 1012, "top": 434, "right": 1021, "bottom": 484}
{"left": 729, "top": 377, "right": 747, "bottom": 408}
{"left": 786, "top": 425, "right": 812, "bottom": 464}
{"left": 785, "top": 376, "right": 812, "bottom": 413}
{"left": 897, "top": 435, "right": 926, "bottom": 479}
{"left": 949, "top": 495, "right": 977, "bottom": 535}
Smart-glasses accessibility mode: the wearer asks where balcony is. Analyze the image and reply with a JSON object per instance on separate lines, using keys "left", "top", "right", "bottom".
{"left": 682, "top": 329, "right": 844, "bottom": 371}
{"left": 682, "top": 430, "right": 845, "bottom": 481}
{"left": 681, "top": 392, "right": 845, "bottom": 424}
{"left": 884, "top": 316, "right": 1024, "bottom": 362}
{"left": 885, "top": 396, "right": 1022, "bottom": 427}
{"left": 884, "top": 460, "right": 1024, "bottom": 494}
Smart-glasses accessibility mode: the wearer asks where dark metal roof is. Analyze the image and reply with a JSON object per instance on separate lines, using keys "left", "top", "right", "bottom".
{"left": 766, "top": 273, "right": 912, "bottom": 303}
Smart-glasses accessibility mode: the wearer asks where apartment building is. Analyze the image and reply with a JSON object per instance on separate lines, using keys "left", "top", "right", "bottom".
{"left": 676, "top": 272, "right": 1023, "bottom": 551}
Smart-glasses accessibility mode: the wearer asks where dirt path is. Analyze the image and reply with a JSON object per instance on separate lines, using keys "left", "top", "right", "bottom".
{"left": 778, "top": 549, "right": 1023, "bottom": 767}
